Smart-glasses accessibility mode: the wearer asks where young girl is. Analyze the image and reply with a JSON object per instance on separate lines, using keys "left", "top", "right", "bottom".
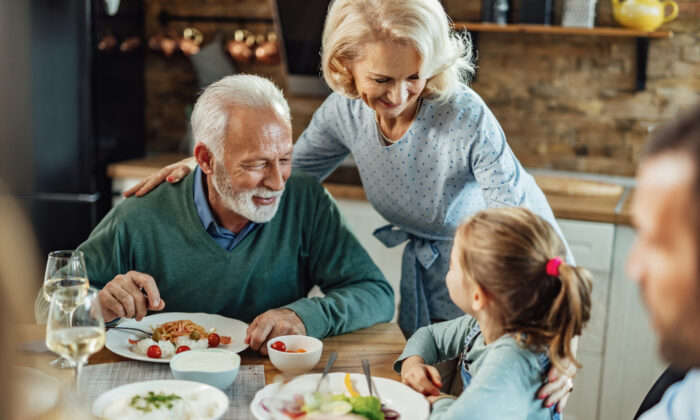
{"left": 395, "top": 207, "right": 592, "bottom": 419}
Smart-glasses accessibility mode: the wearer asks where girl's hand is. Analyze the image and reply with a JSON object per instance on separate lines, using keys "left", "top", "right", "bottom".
{"left": 426, "top": 394, "right": 456, "bottom": 405}
{"left": 400, "top": 356, "right": 442, "bottom": 396}
{"left": 123, "top": 157, "right": 196, "bottom": 197}
{"left": 538, "top": 361, "right": 576, "bottom": 413}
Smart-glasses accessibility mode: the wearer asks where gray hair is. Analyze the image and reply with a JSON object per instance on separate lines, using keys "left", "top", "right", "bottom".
{"left": 190, "top": 75, "right": 291, "bottom": 158}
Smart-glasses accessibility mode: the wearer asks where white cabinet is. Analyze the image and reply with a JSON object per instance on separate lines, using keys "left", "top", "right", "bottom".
{"left": 334, "top": 198, "right": 404, "bottom": 322}
{"left": 598, "top": 226, "right": 665, "bottom": 420}
{"left": 557, "top": 219, "right": 614, "bottom": 420}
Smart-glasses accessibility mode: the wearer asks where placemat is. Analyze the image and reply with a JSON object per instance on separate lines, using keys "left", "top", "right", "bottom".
{"left": 80, "top": 361, "right": 265, "bottom": 419}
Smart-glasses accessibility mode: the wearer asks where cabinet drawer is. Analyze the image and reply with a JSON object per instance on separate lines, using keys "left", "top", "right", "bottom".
{"left": 565, "top": 352, "right": 603, "bottom": 420}
{"left": 557, "top": 219, "right": 615, "bottom": 272}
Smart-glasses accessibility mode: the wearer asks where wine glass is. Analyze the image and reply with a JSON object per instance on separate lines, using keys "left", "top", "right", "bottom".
{"left": 45, "top": 287, "right": 105, "bottom": 396}
{"left": 43, "top": 250, "right": 90, "bottom": 368}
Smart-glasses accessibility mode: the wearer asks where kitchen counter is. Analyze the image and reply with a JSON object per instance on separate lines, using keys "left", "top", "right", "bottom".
{"left": 107, "top": 154, "right": 634, "bottom": 225}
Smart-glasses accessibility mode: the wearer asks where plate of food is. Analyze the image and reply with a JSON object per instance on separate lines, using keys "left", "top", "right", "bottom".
{"left": 250, "top": 372, "right": 429, "bottom": 420}
{"left": 92, "top": 379, "right": 229, "bottom": 420}
{"left": 105, "top": 312, "right": 248, "bottom": 363}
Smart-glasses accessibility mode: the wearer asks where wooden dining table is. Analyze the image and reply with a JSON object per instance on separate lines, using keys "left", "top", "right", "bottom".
{"left": 18, "top": 322, "right": 406, "bottom": 384}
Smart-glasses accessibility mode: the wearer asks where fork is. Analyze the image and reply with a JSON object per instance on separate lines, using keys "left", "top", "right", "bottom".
{"left": 315, "top": 351, "right": 338, "bottom": 392}
{"left": 106, "top": 326, "right": 152, "bottom": 336}
{"left": 361, "top": 358, "right": 376, "bottom": 398}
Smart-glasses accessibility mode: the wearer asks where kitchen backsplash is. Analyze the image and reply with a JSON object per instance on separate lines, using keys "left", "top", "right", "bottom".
{"left": 143, "top": 0, "right": 699, "bottom": 176}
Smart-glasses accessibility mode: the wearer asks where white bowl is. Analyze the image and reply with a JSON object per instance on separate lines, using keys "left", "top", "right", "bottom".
{"left": 267, "top": 335, "right": 323, "bottom": 373}
{"left": 170, "top": 348, "right": 240, "bottom": 390}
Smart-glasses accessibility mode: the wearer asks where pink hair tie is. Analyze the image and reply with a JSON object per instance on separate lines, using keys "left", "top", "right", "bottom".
{"left": 546, "top": 257, "right": 563, "bottom": 276}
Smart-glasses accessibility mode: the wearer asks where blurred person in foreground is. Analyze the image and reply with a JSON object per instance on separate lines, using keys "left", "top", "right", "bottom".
{"left": 0, "top": 189, "right": 50, "bottom": 419}
{"left": 34, "top": 75, "right": 394, "bottom": 354}
{"left": 627, "top": 103, "right": 700, "bottom": 420}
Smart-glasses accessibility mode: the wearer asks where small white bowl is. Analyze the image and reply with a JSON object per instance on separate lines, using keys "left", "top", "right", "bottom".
{"left": 170, "top": 348, "right": 240, "bottom": 390}
{"left": 267, "top": 335, "right": 323, "bottom": 373}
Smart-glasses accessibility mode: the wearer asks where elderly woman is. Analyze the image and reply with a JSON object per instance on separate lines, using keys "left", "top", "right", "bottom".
{"left": 126, "top": 0, "right": 575, "bottom": 408}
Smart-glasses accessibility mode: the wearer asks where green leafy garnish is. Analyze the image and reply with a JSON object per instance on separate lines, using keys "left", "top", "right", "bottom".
{"left": 349, "top": 395, "right": 384, "bottom": 420}
{"left": 129, "top": 391, "right": 182, "bottom": 413}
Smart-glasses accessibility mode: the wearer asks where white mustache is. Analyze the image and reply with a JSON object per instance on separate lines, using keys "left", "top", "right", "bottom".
{"left": 250, "top": 187, "right": 284, "bottom": 199}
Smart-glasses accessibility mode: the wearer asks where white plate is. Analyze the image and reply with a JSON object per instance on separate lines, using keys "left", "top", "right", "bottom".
{"left": 105, "top": 312, "right": 249, "bottom": 363}
{"left": 250, "top": 372, "right": 429, "bottom": 420}
{"left": 93, "top": 379, "right": 229, "bottom": 420}
{"left": 14, "top": 367, "right": 61, "bottom": 418}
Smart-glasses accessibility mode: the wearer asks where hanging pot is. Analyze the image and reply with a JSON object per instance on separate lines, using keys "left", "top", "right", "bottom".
{"left": 226, "top": 29, "right": 254, "bottom": 63}
{"left": 179, "top": 27, "right": 204, "bottom": 56}
{"left": 119, "top": 36, "right": 142, "bottom": 53}
{"left": 148, "top": 31, "right": 178, "bottom": 57}
{"left": 255, "top": 33, "right": 279, "bottom": 65}
{"left": 98, "top": 34, "right": 117, "bottom": 52}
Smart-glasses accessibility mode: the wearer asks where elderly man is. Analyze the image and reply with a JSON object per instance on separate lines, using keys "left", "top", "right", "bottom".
{"left": 626, "top": 103, "right": 700, "bottom": 419}
{"left": 35, "top": 75, "right": 394, "bottom": 353}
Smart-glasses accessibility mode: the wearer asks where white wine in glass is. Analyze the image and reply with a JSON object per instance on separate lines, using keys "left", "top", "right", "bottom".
{"left": 43, "top": 250, "right": 90, "bottom": 368}
{"left": 46, "top": 287, "right": 105, "bottom": 396}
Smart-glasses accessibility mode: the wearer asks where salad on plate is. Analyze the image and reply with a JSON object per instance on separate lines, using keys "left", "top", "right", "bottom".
{"left": 259, "top": 374, "right": 400, "bottom": 420}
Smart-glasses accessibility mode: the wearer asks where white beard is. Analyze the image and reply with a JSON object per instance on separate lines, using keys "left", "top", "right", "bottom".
{"left": 211, "top": 163, "right": 284, "bottom": 223}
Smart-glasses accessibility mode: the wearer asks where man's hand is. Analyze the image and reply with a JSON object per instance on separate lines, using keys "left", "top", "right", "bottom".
{"left": 400, "top": 355, "right": 442, "bottom": 396}
{"left": 244, "top": 308, "right": 306, "bottom": 355}
{"left": 98, "top": 271, "right": 166, "bottom": 322}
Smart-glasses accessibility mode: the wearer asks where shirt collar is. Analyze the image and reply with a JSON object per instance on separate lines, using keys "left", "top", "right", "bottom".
{"left": 193, "top": 166, "right": 233, "bottom": 237}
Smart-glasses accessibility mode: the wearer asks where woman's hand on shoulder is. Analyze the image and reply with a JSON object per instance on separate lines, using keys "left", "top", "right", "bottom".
{"left": 123, "top": 157, "right": 196, "bottom": 197}
{"left": 538, "top": 359, "right": 576, "bottom": 413}
{"left": 400, "top": 355, "right": 442, "bottom": 396}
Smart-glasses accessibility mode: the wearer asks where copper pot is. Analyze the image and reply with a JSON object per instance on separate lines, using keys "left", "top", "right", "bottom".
{"left": 98, "top": 34, "right": 117, "bottom": 52}
{"left": 179, "top": 27, "right": 203, "bottom": 56}
{"left": 255, "top": 41, "right": 279, "bottom": 64}
{"left": 226, "top": 29, "right": 255, "bottom": 63}
{"left": 226, "top": 40, "right": 253, "bottom": 63}
{"left": 254, "top": 33, "right": 279, "bottom": 65}
{"left": 119, "top": 36, "right": 142, "bottom": 53}
{"left": 148, "top": 32, "right": 178, "bottom": 57}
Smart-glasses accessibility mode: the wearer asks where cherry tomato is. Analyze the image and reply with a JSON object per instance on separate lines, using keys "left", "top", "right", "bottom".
{"left": 270, "top": 341, "right": 286, "bottom": 352}
{"left": 147, "top": 345, "right": 162, "bottom": 359}
{"left": 176, "top": 345, "right": 191, "bottom": 354}
{"left": 208, "top": 333, "right": 221, "bottom": 348}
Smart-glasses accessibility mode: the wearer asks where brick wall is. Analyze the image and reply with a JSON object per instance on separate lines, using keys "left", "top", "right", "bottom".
{"left": 444, "top": 0, "right": 700, "bottom": 175}
{"left": 144, "top": 0, "right": 699, "bottom": 176}
{"left": 143, "top": 0, "right": 285, "bottom": 153}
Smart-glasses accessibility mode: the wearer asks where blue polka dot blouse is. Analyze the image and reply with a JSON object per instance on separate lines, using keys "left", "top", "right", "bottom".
{"left": 292, "top": 85, "right": 568, "bottom": 336}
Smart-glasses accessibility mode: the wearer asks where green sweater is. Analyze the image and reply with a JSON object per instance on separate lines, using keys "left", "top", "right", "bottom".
{"left": 78, "top": 170, "right": 394, "bottom": 338}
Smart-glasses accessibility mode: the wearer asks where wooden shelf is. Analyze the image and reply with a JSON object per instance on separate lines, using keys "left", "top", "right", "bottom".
{"left": 452, "top": 22, "right": 673, "bottom": 38}
{"left": 452, "top": 22, "right": 673, "bottom": 91}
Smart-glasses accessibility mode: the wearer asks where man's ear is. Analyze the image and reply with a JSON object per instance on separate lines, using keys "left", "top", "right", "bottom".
{"left": 194, "top": 142, "right": 214, "bottom": 175}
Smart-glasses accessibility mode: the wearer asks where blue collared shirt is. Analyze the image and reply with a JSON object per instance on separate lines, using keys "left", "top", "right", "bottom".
{"left": 641, "top": 369, "right": 700, "bottom": 420}
{"left": 193, "top": 166, "right": 259, "bottom": 251}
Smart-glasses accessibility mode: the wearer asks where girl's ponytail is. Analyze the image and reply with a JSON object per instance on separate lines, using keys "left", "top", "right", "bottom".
{"left": 545, "top": 262, "right": 592, "bottom": 373}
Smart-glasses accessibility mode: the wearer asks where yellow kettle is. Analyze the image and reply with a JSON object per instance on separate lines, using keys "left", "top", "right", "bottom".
{"left": 611, "top": 0, "right": 679, "bottom": 32}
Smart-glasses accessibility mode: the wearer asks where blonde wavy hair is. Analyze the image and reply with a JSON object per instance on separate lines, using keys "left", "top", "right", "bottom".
{"left": 455, "top": 207, "right": 593, "bottom": 374}
{"left": 321, "top": 0, "right": 474, "bottom": 102}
